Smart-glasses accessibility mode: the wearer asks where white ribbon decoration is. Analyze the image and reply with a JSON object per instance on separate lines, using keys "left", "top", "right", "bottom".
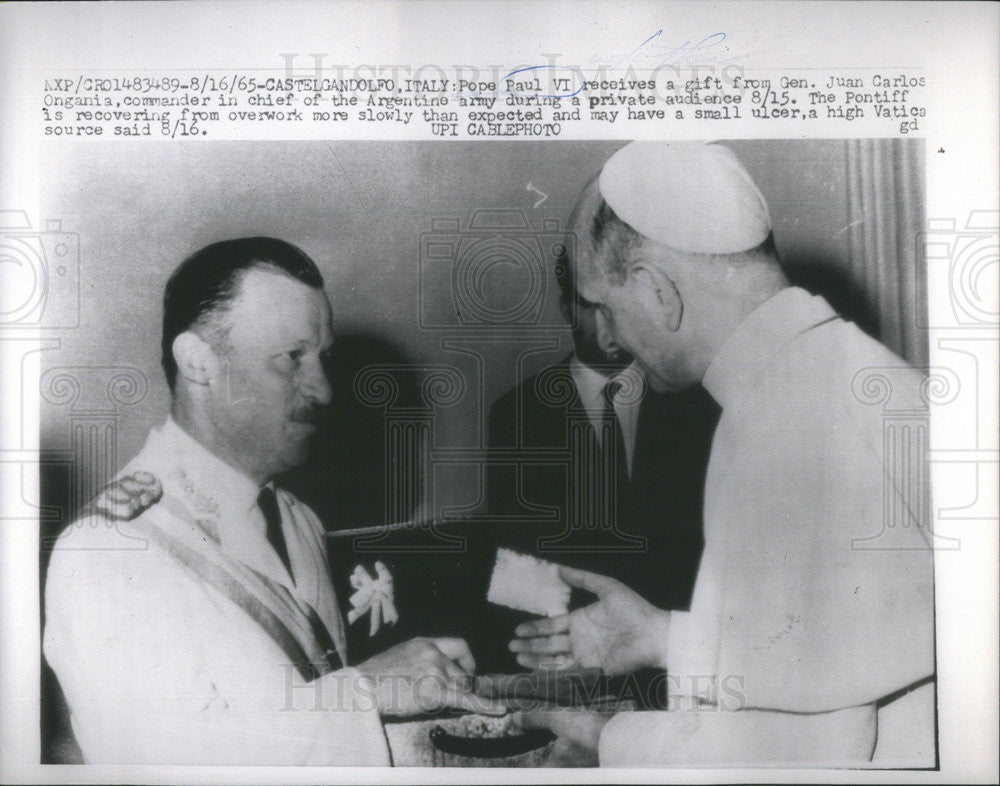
{"left": 347, "top": 561, "right": 399, "bottom": 637}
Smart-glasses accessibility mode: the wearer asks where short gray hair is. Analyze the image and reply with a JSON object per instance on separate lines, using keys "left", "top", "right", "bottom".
{"left": 586, "top": 198, "right": 646, "bottom": 285}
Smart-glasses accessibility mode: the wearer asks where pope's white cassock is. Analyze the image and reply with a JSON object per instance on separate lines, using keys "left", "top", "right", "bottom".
{"left": 599, "top": 288, "right": 936, "bottom": 767}
{"left": 44, "top": 418, "right": 391, "bottom": 765}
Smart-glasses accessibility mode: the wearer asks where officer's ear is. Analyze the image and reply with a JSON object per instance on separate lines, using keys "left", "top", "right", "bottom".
{"left": 627, "top": 262, "right": 683, "bottom": 332}
{"left": 172, "top": 331, "right": 219, "bottom": 386}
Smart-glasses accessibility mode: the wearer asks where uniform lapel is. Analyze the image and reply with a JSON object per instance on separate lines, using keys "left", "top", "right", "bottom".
{"left": 132, "top": 419, "right": 348, "bottom": 673}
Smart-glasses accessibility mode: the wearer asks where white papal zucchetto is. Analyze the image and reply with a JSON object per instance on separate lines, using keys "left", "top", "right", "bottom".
{"left": 598, "top": 141, "right": 772, "bottom": 255}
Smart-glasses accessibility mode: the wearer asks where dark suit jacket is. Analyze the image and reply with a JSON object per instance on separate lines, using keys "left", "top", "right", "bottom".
{"left": 477, "top": 354, "right": 720, "bottom": 672}
{"left": 300, "top": 355, "right": 718, "bottom": 677}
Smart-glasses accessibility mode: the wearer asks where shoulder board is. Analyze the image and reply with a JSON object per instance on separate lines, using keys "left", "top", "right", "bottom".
{"left": 91, "top": 471, "right": 164, "bottom": 521}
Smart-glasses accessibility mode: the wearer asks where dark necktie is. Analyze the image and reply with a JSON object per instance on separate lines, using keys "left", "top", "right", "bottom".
{"left": 602, "top": 378, "right": 630, "bottom": 487}
{"left": 258, "top": 486, "right": 294, "bottom": 583}
{"left": 257, "top": 487, "right": 345, "bottom": 674}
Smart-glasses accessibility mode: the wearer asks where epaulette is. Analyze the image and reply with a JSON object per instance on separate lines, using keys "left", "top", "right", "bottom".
{"left": 90, "top": 471, "right": 164, "bottom": 521}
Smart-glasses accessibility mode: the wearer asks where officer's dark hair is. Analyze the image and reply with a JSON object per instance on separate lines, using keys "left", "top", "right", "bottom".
{"left": 161, "top": 236, "right": 324, "bottom": 391}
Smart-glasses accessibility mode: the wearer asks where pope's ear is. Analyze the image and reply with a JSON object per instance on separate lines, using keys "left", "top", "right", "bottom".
{"left": 629, "top": 263, "right": 683, "bottom": 332}
{"left": 172, "top": 331, "right": 219, "bottom": 386}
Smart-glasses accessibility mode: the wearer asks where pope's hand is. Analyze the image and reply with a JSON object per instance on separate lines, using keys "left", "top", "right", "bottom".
{"left": 514, "top": 707, "right": 613, "bottom": 767}
{"left": 508, "top": 565, "right": 670, "bottom": 676}
{"left": 357, "top": 636, "right": 506, "bottom": 717}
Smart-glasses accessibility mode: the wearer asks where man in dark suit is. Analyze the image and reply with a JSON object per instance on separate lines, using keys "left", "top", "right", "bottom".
{"left": 480, "top": 245, "right": 720, "bottom": 676}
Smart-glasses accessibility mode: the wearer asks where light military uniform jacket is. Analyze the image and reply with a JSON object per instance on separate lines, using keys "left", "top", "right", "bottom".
{"left": 44, "top": 417, "right": 391, "bottom": 765}
{"left": 599, "top": 288, "right": 936, "bottom": 767}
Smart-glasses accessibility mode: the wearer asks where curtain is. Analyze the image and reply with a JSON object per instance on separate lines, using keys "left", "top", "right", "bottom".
{"left": 845, "top": 139, "right": 928, "bottom": 366}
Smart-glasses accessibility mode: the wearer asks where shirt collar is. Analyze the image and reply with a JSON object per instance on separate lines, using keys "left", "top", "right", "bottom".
{"left": 156, "top": 416, "right": 263, "bottom": 520}
{"left": 569, "top": 355, "right": 609, "bottom": 410}
{"left": 569, "top": 355, "right": 645, "bottom": 411}
{"left": 702, "top": 287, "right": 839, "bottom": 410}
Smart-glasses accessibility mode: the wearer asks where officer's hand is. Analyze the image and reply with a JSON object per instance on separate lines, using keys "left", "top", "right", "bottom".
{"left": 508, "top": 565, "right": 671, "bottom": 676}
{"left": 358, "top": 637, "right": 506, "bottom": 717}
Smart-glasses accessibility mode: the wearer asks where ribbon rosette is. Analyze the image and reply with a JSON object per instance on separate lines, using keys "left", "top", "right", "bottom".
{"left": 347, "top": 561, "right": 399, "bottom": 637}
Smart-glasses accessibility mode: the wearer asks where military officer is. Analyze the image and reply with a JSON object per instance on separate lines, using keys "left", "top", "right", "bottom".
{"left": 43, "top": 237, "right": 499, "bottom": 765}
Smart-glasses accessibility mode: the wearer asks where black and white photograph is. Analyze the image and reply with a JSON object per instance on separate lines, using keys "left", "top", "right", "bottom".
{"left": 32, "top": 138, "right": 936, "bottom": 768}
{"left": 1, "top": 2, "right": 997, "bottom": 784}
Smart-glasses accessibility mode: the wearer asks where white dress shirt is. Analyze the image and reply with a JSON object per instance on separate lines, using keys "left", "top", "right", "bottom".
{"left": 569, "top": 356, "right": 643, "bottom": 476}
{"left": 44, "top": 417, "right": 390, "bottom": 765}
